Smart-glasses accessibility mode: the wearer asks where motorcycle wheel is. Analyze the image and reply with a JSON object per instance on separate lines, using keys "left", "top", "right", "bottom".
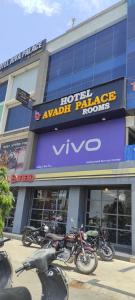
{"left": 75, "top": 250, "right": 98, "bottom": 275}
{"left": 22, "top": 230, "right": 32, "bottom": 247}
{"left": 0, "top": 253, "right": 13, "bottom": 288}
{"left": 99, "top": 243, "right": 115, "bottom": 261}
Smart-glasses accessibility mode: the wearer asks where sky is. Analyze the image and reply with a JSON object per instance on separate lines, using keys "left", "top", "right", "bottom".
{"left": 0, "top": 0, "right": 120, "bottom": 64}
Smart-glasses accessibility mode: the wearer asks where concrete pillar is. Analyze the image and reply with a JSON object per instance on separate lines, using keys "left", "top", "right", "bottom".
{"left": 12, "top": 188, "right": 32, "bottom": 233}
{"left": 66, "top": 187, "right": 81, "bottom": 233}
{"left": 34, "top": 50, "right": 49, "bottom": 104}
{"left": 23, "top": 51, "right": 49, "bottom": 170}
{"left": 78, "top": 188, "right": 86, "bottom": 228}
{"left": 23, "top": 131, "right": 38, "bottom": 170}
{"left": 131, "top": 184, "right": 135, "bottom": 255}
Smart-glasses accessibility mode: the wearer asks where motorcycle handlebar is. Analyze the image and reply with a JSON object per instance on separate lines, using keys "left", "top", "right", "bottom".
{"left": 15, "top": 262, "right": 31, "bottom": 274}
{"left": 15, "top": 266, "right": 25, "bottom": 274}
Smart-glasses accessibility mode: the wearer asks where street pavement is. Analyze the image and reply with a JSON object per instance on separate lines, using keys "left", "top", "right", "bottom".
{"left": 2, "top": 239, "right": 135, "bottom": 300}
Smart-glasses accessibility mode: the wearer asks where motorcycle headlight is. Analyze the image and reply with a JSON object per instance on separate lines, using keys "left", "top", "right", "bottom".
{"left": 83, "top": 233, "right": 87, "bottom": 241}
{"left": 44, "top": 225, "right": 49, "bottom": 232}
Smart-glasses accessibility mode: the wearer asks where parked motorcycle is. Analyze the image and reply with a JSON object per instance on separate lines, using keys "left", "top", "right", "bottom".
{"left": 86, "top": 227, "right": 115, "bottom": 261}
{"left": 0, "top": 237, "right": 13, "bottom": 289}
{"left": 22, "top": 223, "right": 49, "bottom": 247}
{"left": 0, "top": 248, "right": 68, "bottom": 300}
{"left": 44, "top": 226, "right": 98, "bottom": 275}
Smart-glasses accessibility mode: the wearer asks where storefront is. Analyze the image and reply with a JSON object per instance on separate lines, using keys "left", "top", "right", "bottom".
{"left": 85, "top": 187, "right": 131, "bottom": 252}
{"left": 9, "top": 77, "right": 134, "bottom": 253}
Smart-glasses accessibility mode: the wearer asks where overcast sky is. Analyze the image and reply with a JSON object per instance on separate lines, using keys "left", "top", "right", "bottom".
{"left": 0, "top": 0, "right": 119, "bottom": 63}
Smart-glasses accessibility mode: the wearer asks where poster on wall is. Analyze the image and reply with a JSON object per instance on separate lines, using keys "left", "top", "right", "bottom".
{"left": 34, "top": 118, "right": 125, "bottom": 169}
{"left": 0, "top": 139, "right": 27, "bottom": 170}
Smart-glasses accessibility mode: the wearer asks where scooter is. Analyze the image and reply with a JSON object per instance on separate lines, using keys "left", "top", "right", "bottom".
{"left": 0, "top": 248, "right": 68, "bottom": 300}
{"left": 0, "top": 237, "right": 12, "bottom": 289}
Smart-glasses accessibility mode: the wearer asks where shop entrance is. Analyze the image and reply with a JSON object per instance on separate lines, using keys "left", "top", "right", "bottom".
{"left": 85, "top": 187, "right": 131, "bottom": 252}
{"left": 29, "top": 188, "right": 69, "bottom": 234}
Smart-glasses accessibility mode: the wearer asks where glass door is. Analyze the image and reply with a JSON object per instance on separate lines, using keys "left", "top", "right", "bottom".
{"left": 85, "top": 188, "right": 131, "bottom": 251}
{"left": 29, "top": 189, "right": 69, "bottom": 234}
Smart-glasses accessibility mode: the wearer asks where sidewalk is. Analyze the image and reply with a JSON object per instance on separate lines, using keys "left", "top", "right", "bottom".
{"left": 2, "top": 239, "right": 135, "bottom": 300}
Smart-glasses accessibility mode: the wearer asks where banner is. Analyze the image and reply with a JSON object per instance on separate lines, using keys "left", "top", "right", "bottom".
{"left": 0, "top": 139, "right": 27, "bottom": 170}
{"left": 35, "top": 119, "right": 125, "bottom": 169}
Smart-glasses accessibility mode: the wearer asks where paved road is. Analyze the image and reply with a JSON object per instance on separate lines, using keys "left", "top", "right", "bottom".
{"left": 2, "top": 240, "right": 135, "bottom": 300}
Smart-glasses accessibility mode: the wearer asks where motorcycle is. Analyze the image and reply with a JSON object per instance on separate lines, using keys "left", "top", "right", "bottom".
{"left": 86, "top": 227, "right": 115, "bottom": 261}
{"left": 0, "top": 248, "right": 68, "bottom": 300}
{"left": 44, "top": 226, "right": 98, "bottom": 275}
{"left": 0, "top": 237, "right": 13, "bottom": 289}
{"left": 22, "top": 223, "right": 49, "bottom": 247}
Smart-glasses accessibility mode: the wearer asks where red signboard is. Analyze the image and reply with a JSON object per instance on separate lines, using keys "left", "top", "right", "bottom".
{"left": 9, "top": 174, "right": 35, "bottom": 183}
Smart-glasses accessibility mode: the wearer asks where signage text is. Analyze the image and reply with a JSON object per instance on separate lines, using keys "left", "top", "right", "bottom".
{"left": 9, "top": 174, "right": 35, "bottom": 183}
{"left": 0, "top": 39, "right": 46, "bottom": 72}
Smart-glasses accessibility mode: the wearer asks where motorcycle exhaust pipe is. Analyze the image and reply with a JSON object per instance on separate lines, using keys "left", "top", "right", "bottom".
{"left": 26, "top": 237, "right": 33, "bottom": 243}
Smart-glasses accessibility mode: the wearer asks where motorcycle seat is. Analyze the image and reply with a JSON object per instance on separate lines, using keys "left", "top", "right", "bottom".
{"left": 24, "top": 226, "right": 38, "bottom": 231}
{"left": 46, "top": 233, "right": 64, "bottom": 241}
{"left": 0, "top": 287, "right": 32, "bottom": 300}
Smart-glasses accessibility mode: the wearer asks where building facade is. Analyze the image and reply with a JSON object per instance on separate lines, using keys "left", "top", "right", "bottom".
{"left": 1, "top": 0, "right": 135, "bottom": 254}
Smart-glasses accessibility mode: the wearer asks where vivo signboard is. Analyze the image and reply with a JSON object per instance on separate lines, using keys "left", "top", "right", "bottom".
{"left": 34, "top": 118, "right": 125, "bottom": 169}
{"left": 30, "top": 78, "right": 126, "bottom": 132}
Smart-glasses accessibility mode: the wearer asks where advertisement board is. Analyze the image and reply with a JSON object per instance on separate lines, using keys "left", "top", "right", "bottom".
{"left": 30, "top": 78, "right": 126, "bottom": 132}
{"left": 0, "top": 139, "right": 27, "bottom": 170}
{"left": 34, "top": 118, "right": 125, "bottom": 169}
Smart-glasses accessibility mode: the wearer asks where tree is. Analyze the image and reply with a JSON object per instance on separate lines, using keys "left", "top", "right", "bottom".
{"left": 0, "top": 167, "right": 14, "bottom": 236}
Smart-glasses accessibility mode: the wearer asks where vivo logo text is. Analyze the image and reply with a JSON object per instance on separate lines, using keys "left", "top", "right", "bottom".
{"left": 52, "top": 138, "right": 101, "bottom": 156}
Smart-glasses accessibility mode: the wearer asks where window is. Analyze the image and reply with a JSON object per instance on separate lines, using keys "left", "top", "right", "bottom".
{"left": 45, "top": 20, "right": 126, "bottom": 102}
{"left": 85, "top": 188, "right": 131, "bottom": 251}
{"left": 29, "top": 189, "right": 69, "bottom": 234}
{"left": 11, "top": 67, "right": 38, "bottom": 99}
{"left": 0, "top": 81, "right": 8, "bottom": 102}
{"left": 5, "top": 105, "right": 31, "bottom": 131}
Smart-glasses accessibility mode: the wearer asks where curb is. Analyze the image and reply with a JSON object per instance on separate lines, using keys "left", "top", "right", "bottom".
{"left": 4, "top": 232, "right": 22, "bottom": 241}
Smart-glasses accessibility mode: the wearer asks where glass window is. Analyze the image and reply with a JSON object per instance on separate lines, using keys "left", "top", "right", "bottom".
{"left": 118, "top": 216, "right": 131, "bottom": 230}
{"left": 45, "top": 20, "right": 126, "bottom": 102}
{"left": 11, "top": 67, "right": 38, "bottom": 99}
{"left": 5, "top": 105, "right": 31, "bottom": 131}
{"left": 102, "top": 190, "right": 118, "bottom": 215}
{"left": 29, "top": 189, "right": 69, "bottom": 234}
{"left": 118, "top": 190, "right": 131, "bottom": 215}
{"left": 0, "top": 81, "right": 8, "bottom": 102}
{"left": 118, "top": 231, "right": 131, "bottom": 246}
{"left": 85, "top": 187, "right": 131, "bottom": 250}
